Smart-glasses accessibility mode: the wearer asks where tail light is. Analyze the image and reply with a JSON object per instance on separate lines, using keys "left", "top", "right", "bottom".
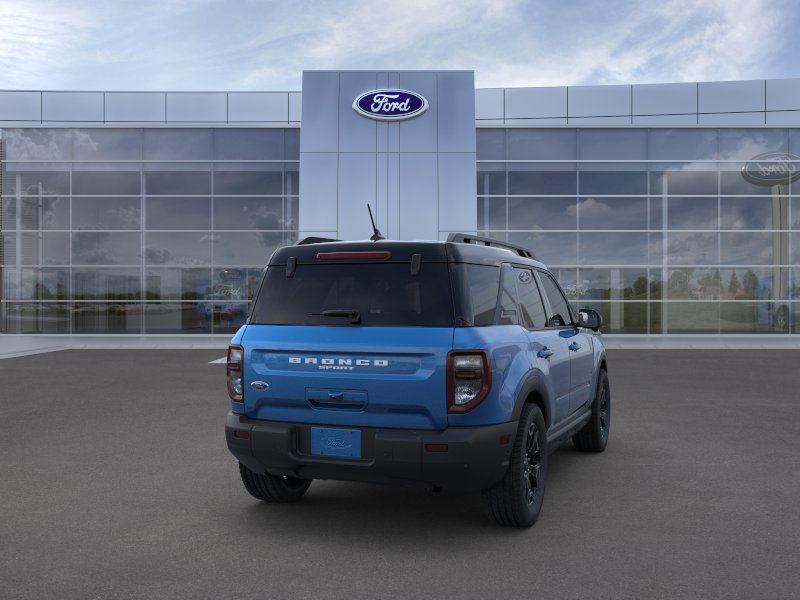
{"left": 227, "top": 344, "right": 244, "bottom": 402}
{"left": 447, "top": 350, "right": 491, "bottom": 413}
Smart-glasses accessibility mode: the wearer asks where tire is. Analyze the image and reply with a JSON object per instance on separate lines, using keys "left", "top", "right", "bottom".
{"left": 238, "top": 463, "right": 311, "bottom": 503}
{"left": 482, "top": 403, "right": 548, "bottom": 528}
{"left": 572, "top": 369, "right": 610, "bottom": 453}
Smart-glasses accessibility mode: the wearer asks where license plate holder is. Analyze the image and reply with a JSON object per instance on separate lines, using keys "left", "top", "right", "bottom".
{"left": 310, "top": 427, "right": 361, "bottom": 459}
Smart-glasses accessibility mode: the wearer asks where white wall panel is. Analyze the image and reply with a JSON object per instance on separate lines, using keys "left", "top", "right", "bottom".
{"left": 42, "top": 92, "right": 103, "bottom": 121}
{"left": 166, "top": 93, "right": 226, "bottom": 122}
{"left": 0, "top": 91, "right": 41, "bottom": 121}
{"left": 698, "top": 80, "right": 764, "bottom": 113}
{"left": 766, "top": 79, "right": 800, "bottom": 111}
{"left": 105, "top": 92, "right": 165, "bottom": 122}
{"left": 228, "top": 92, "right": 288, "bottom": 122}
{"left": 633, "top": 82, "right": 696, "bottom": 115}
{"left": 569, "top": 85, "right": 631, "bottom": 117}
{"left": 505, "top": 86, "right": 567, "bottom": 119}
{"left": 475, "top": 88, "right": 503, "bottom": 120}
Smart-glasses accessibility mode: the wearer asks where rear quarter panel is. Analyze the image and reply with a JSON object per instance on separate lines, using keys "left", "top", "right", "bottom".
{"left": 449, "top": 325, "right": 532, "bottom": 427}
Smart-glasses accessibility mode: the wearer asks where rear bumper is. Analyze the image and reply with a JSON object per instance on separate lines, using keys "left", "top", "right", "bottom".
{"left": 226, "top": 412, "right": 517, "bottom": 492}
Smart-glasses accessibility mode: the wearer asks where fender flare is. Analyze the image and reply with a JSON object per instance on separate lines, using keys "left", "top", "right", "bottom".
{"left": 511, "top": 370, "right": 553, "bottom": 428}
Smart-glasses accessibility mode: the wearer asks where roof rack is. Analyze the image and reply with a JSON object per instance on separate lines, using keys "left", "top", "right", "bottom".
{"left": 296, "top": 236, "right": 339, "bottom": 245}
{"left": 446, "top": 233, "right": 537, "bottom": 259}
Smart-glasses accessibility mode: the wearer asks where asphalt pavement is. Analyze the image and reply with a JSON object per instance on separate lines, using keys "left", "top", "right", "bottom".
{"left": 1, "top": 349, "right": 799, "bottom": 599}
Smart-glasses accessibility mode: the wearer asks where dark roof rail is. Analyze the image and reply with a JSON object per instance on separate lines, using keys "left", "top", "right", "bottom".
{"left": 446, "top": 233, "right": 536, "bottom": 259}
{"left": 297, "top": 236, "right": 339, "bottom": 245}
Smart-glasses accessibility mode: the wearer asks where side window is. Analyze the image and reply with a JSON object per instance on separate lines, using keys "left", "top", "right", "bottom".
{"left": 451, "top": 264, "right": 500, "bottom": 326}
{"left": 514, "top": 268, "right": 547, "bottom": 329}
{"left": 539, "top": 272, "right": 572, "bottom": 327}
{"left": 497, "top": 265, "right": 519, "bottom": 325}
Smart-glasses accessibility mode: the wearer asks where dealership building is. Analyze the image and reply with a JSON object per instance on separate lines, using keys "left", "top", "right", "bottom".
{"left": 1, "top": 70, "right": 799, "bottom": 339}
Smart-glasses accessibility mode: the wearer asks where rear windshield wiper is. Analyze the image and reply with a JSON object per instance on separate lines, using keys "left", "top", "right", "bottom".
{"left": 310, "top": 309, "right": 362, "bottom": 324}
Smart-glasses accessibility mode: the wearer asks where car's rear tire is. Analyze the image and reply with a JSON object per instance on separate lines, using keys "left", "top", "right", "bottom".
{"left": 238, "top": 463, "right": 311, "bottom": 502}
{"left": 572, "top": 369, "right": 610, "bottom": 453}
{"left": 482, "top": 403, "right": 548, "bottom": 528}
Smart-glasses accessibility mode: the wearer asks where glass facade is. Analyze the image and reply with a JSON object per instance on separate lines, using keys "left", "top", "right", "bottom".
{"left": 0, "top": 128, "right": 299, "bottom": 334}
{"left": 478, "top": 128, "right": 800, "bottom": 334}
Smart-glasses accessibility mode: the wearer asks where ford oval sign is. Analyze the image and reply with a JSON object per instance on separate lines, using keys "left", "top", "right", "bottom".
{"left": 353, "top": 89, "right": 428, "bottom": 121}
{"left": 741, "top": 152, "right": 800, "bottom": 187}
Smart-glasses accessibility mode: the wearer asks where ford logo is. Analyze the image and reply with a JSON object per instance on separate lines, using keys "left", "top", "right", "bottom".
{"left": 741, "top": 152, "right": 800, "bottom": 187}
{"left": 324, "top": 438, "right": 351, "bottom": 449}
{"left": 352, "top": 89, "right": 428, "bottom": 121}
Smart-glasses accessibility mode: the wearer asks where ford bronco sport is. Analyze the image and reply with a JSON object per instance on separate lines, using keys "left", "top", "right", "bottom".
{"left": 225, "top": 233, "right": 610, "bottom": 527}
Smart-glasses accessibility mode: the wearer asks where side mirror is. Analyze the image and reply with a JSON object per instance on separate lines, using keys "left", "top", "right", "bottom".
{"left": 578, "top": 308, "right": 602, "bottom": 332}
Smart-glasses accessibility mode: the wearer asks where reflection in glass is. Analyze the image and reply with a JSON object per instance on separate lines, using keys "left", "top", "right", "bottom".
{"left": 721, "top": 197, "right": 786, "bottom": 230}
{"left": 668, "top": 197, "right": 718, "bottom": 230}
{"left": 579, "top": 171, "right": 647, "bottom": 195}
{"left": 145, "top": 197, "right": 211, "bottom": 230}
{"left": 144, "top": 171, "right": 211, "bottom": 195}
{"left": 72, "top": 171, "right": 141, "bottom": 195}
{"left": 477, "top": 167, "right": 506, "bottom": 195}
{"left": 213, "top": 302, "right": 249, "bottom": 333}
{"left": 213, "top": 170, "right": 282, "bottom": 195}
{"left": 72, "top": 232, "right": 140, "bottom": 265}
{"left": 664, "top": 302, "right": 719, "bottom": 333}
{"left": 666, "top": 268, "right": 720, "bottom": 300}
{"left": 507, "top": 129, "right": 575, "bottom": 160}
{"left": 666, "top": 232, "right": 718, "bottom": 265}
{"left": 73, "top": 129, "right": 141, "bottom": 160}
{"left": 8, "top": 268, "right": 69, "bottom": 300}
{"left": 2, "top": 303, "right": 70, "bottom": 333}
{"left": 213, "top": 129, "right": 284, "bottom": 160}
{"left": 508, "top": 169, "right": 576, "bottom": 195}
{"left": 72, "top": 303, "right": 143, "bottom": 333}
{"left": 578, "top": 301, "right": 647, "bottom": 333}
{"left": 507, "top": 232, "right": 577, "bottom": 266}
{"left": 719, "top": 302, "right": 778, "bottom": 333}
{"left": 145, "top": 232, "right": 212, "bottom": 266}
{"left": 578, "top": 197, "right": 646, "bottom": 230}
{"left": 650, "top": 170, "right": 717, "bottom": 195}
{"left": 578, "top": 129, "right": 646, "bottom": 160}
{"left": 577, "top": 268, "right": 649, "bottom": 300}
{"left": 144, "top": 303, "right": 211, "bottom": 333}
{"left": 212, "top": 232, "right": 284, "bottom": 266}
{"left": 648, "top": 129, "right": 717, "bottom": 161}
{"left": 720, "top": 232, "right": 776, "bottom": 265}
{"left": 72, "top": 197, "right": 140, "bottom": 230}
{"left": 213, "top": 197, "right": 283, "bottom": 230}
{"left": 509, "top": 197, "right": 576, "bottom": 230}
{"left": 579, "top": 233, "right": 649, "bottom": 265}
{"left": 212, "top": 268, "right": 264, "bottom": 301}
{"left": 72, "top": 268, "right": 141, "bottom": 300}
{"left": 4, "top": 129, "right": 73, "bottom": 160}
{"left": 476, "top": 129, "right": 505, "bottom": 160}
{"left": 8, "top": 170, "right": 70, "bottom": 196}
{"left": 145, "top": 268, "right": 212, "bottom": 301}
{"left": 19, "top": 232, "right": 70, "bottom": 265}
{"left": 20, "top": 196, "right": 69, "bottom": 230}
{"left": 143, "top": 129, "right": 213, "bottom": 160}
{"left": 477, "top": 198, "right": 505, "bottom": 230}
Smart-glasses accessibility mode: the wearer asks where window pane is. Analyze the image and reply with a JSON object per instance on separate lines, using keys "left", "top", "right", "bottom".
{"left": 476, "top": 166, "right": 506, "bottom": 195}
{"left": 666, "top": 268, "right": 720, "bottom": 300}
{"left": 2, "top": 303, "right": 70, "bottom": 333}
{"left": 578, "top": 197, "right": 647, "bottom": 230}
{"left": 507, "top": 129, "right": 576, "bottom": 160}
{"left": 72, "top": 197, "right": 140, "bottom": 230}
{"left": 285, "top": 129, "right": 300, "bottom": 159}
{"left": 648, "top": 129, "right": 717, "bottom": 161}
{"left": 579, "top": 301, "right": 648, "bottom": 334}
{"left": 720, "top": 197, "right": 785, "bottom": 230}
{"left": 719, "top": 302, "right": 778, "bottom": 333}
{"left": 72, "top": 171, "right": 140, "bottom": 195}
{"left": 143, "top": 129, "right": 213, "bottom": 160}
{"left": 146, "top": 268, "right": 212, "bottom": 300}
{"left": 668, "top": 197, "right": 718, "bottom": 230}
{"left": 213, "top": 170, "right": 282, "bottom": 195}
{"left": 284, "top": 163, "right": 299, "bottom": 196}
{"left": 145, "top": 232, "right": 212, "bottom": 265}
{"left": 719, "top": 267, "right": 784, "bottom": 301}
{"left": 720, "top": 168, "right": 774, "bottom": 195}
{"left": 538, "top": 272, "right": 572, "bottom": 326}
{"left": 720, "top": 232, "right": 777, "bottom": 265}
{"left": 212, "top": 232, "right": 283, "bottom": 265}
{"left": 578, "top": 129, "right": 646, "bottom": 160}
{"left": 213, "top": 197, "right": 284, "bottom": 230}
{"left": 477, "top": 197, "right": 506, "bottom": 230}
{"left": 19, "top": 232, "right": 70, "bottom": 265}
{"left": 577, "top": 268, "right": 649, "bottom": 300}
{"left": 650, "top": 169, "right": 717, "bottom": 195}
{"left": 4, "top": 129, "right": 72, "bottom": 160}
{"left": 72, "top": 303, "right": 142, "bottom": 333}
{"left": 496, "top": 265, "right": 519, "bottom": 325}
{"left": 507, "top": 232, "right": 577, "bottom": 266}
{"left": 1, "top": 197, "right": 16, "bottom": 228}
{"left": 508, "top": 169, "right": 576, "bottom": 195}
{"left": 72, "top": 232, "right": 140, "bottom": 265}
{"left": 664, "top": 302, "right": 719, "bottom": 333}
{"left": 515, "top": 268, "right": 546, "bottom": 328}
{"left": 7, "top": 268, "right": 69, "bottom": 300}
{"left": 213, "top": 129, "right": 283, "bottom": 160}
{"left": 718, "top": 129, "right": 788, "bottom": 160}
{"left": 451, "top": 264, "right": 500, "bottom": 326}
{"left": 72, "top": 268, "right": 141, "bottom": 300}
{"left": 20, "top": 196, "right": 69, "bottom": 230}
{"left": 145, "top": 303, "right": 212, "bottom": 333}
{"left": 73, "top": 129, "right": 141, "bottom": 160}
{"left": 145, "top": 197, "right": 211, "bottom": 230}
{"left": 650, "top": 197, "right": 663, "bottom": 230}
{"left": 579, "top": 233, "right": 649, "bottom": 265}
{"left": 10, "top": 170, "right": 70, "bottom": 195}
{"left": 509, "top": 197, "right": 576, "bottom": 230}
{"left": 212, "top": 267, "right": 263, "bottom": 301}
{"left": 213, "top": 303, "right": 249, "bottom": 333}
{"left": 579, "top": 171, "right": 647, "bottom": 195}
{"left": 476, "top": 129, "right": 505, "bottom": 160}
{"left": 144, "top": 171, "right": 211, "bottom": 195}
{"left": 667, "top": 232, "right": 718, "bottom": 265}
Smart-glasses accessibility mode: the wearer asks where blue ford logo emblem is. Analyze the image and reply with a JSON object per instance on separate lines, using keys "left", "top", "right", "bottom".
{"left": 353, "top": 89, "right": 428, "bottom": 121}
{"left": 742, "top": 152, "right": 800, "bottom": 186}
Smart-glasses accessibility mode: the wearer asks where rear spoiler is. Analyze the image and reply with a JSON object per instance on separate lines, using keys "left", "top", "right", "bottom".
{"left": 297, "top": 236, "right": 339, "bottom": 245}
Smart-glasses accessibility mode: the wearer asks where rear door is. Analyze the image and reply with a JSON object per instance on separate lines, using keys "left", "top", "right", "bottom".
{"left": 242, "top": 260, "right": 454, "bottom": 430}
{"left": 536, "top": 271, "right": 594, "bottom": 413}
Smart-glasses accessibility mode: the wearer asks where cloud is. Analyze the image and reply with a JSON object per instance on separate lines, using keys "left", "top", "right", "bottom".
{"left": 0, "top": 0, "right": 796, "bottom": 90}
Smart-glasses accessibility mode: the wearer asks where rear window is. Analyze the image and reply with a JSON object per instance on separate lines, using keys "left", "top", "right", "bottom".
{"left": 250, "top": 263, "right": 454, "bottom": 326}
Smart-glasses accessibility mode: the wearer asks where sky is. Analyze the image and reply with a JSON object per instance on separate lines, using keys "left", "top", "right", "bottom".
{"left": 0, "top": 0, "right": 798, "bottom": 91}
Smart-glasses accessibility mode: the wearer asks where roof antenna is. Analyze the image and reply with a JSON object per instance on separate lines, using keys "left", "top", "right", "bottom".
{"left": 367, "top": 204, "right": 385, "bottom": 241}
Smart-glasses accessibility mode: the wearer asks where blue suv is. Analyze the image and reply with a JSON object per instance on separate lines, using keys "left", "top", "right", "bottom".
{"left": 225, "top": 234, "right": 610, "bottom": 527}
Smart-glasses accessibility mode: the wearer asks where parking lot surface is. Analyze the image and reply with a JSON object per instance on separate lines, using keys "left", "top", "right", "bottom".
{"left": 1, "top": 349, "right": 799, "bottom": 599}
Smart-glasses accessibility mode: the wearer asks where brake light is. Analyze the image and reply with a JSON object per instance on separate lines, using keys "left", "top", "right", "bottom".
{"left": 227, "top": 344, "right": 244, "bottom": 402}
{"left": 316, "top": 251, "right": 391, "bottom": 261}
{"left": 446, "top": 350, "right": 491, "bottom": 413}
